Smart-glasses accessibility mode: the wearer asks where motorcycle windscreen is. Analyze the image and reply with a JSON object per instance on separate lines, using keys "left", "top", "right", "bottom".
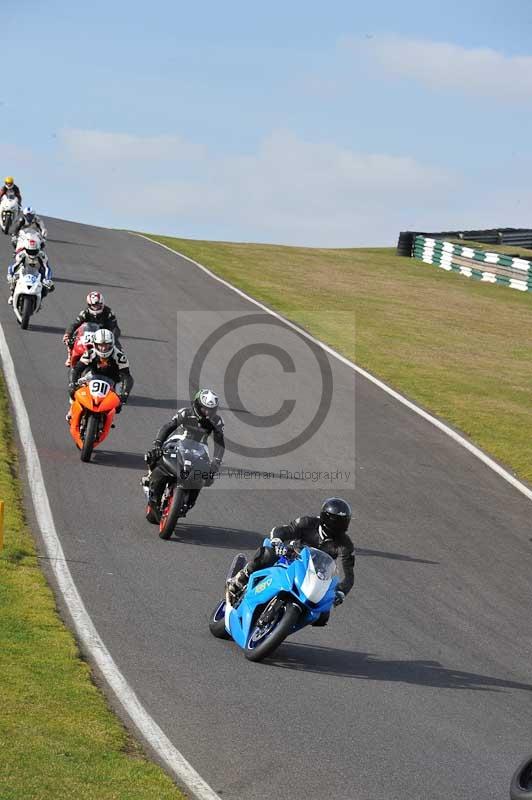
{"left": 298, "top": 547, "right": 336, "bottom": 603}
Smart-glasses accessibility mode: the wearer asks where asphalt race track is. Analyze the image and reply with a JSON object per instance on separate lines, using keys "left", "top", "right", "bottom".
{"left": 1, "top": 218, "right": 531, "bottom": 800}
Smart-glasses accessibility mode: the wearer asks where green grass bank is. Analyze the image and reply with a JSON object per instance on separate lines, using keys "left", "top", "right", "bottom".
{"left": 0, "top": 373, "right": 185, "bottom": 799}
{"left": 146, "top": 234, "right": 532, "bottom": 484}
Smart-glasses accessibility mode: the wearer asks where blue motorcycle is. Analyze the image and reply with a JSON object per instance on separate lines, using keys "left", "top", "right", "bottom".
{"left": 209, "top": 542, "right": 339, "bottom": 662}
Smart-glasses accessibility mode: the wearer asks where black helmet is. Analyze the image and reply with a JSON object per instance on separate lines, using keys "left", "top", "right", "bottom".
{"left": 193, "top": 388, "right": 219, "bottom": 419}
{"left": 320, "top": 497, "right": 352, "bottom": 538}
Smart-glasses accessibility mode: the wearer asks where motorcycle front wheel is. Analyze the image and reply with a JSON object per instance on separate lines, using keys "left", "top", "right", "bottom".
{"left": 511, "top": 756, "right": 532, "bottom": 799}
{"left": 20, "top": 295, "right": 33, "bottom": 329}
{"left": 158, "top": 486, "right": 185, "bottom": 540}
{"left": 244, "top": 602, "right": 301, "bottom": 662}
{"left": 209, "top": 600, "right": 231, "bottom": 640}
{"left": 80, "top": 414, "right": 98, "bottom": 462}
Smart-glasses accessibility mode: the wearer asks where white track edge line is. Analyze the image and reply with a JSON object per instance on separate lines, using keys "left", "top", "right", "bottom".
{"left": 0, "top": 321, "right": 222, "bottom": 800}
{"left": 133, "top": 232, "right": 532, "bottom": 504}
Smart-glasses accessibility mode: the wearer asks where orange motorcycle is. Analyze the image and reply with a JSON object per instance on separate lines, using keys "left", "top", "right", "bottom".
{"left": 69, "top": 372, "right": 121, "bottom": 462}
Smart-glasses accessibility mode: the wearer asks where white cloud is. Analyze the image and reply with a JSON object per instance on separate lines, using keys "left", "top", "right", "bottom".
{"left": 58, "top": 127, "right": 456, "bottom": 246}
{"left": 348, "top": 35, "right": 532, "bottom": 101}
{"left": 61, "top": 128, "right": 206, "bottom": 163}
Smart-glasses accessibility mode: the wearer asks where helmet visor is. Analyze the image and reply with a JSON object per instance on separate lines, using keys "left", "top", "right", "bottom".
{"left": 95, "top": 343, "right": 113, "bottom": 358}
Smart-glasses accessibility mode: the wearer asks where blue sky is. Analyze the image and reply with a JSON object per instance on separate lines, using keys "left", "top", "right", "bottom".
{"left": 3, "top": 1, "right": 532, "bottom": 245}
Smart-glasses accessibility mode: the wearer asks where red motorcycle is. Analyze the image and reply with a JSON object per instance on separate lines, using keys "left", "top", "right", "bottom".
{"left": 65, "top": 322, "right": 100, "bottom": 368}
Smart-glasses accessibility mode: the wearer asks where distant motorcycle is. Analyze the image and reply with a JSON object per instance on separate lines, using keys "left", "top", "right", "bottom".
{"left": 9, "top": 231, "right": 50, "bottom": 329}
{"left": 0, "top": 191, "right": 20, "bottom": 234}
{"left": 510, "top": 755, "right": 532, "bottom": 799}
{"left": 12, "top": 224, "right": 47, "bottom": 253}
{"left": 209, "top": 543, "right": 339, "bottom": 662}
{"left": 142, "top": 433, "right": 212, "bottom": 539}
{"left": 69, "top": 372, "right": 122, "bottom": 462}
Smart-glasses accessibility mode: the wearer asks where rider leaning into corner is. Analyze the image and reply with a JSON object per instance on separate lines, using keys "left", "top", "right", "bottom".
{"left": 0, "top": 176, "right": 22, "bottom": 204}
{"left": 66, "top": 329, "right": 134, "bottom": 421}
{"left": 227, "top": 497, "right": 355, "bottom": 625}
{"left": 63, "top": 291, "right": 122, "bottom": 365}
{"left": 143, "top": 388, "right": 225, "bottom": 517}
{"left": 7, "top": 233, "right": 53, "bottom": 304}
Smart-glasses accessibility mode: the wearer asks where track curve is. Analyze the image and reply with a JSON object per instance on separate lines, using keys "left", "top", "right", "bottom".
{"left": 1, "top": 218, "right": 530, "bottom": 800}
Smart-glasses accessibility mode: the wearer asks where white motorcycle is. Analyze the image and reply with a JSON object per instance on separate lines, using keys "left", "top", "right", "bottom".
{"left": 10, "top": 231, "right": 50, "bottom": 329}
{"left": 13, "top": 224, "right": 47, "bottom": 254}
{"left": 0, "top": 191, "right": 20, "bottom": 234}
{"left": 11, "top": 264, "right": 44, "bottom": 329}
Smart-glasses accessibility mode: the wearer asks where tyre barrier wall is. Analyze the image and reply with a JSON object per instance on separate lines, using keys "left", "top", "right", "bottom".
{"left": 397, "top": 228, "right": 532, "bottom": 256}
{"left": 412, "top": 235, "right": 532, "bottom": 292}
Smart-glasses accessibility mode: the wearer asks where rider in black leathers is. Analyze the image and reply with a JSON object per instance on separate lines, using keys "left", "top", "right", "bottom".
{"left": 144, "top": 389, "right": 225, "bottom": 516}
{"left": 63, "top": 291, "right": 121, "bottom": 349}
{"left": 227, "top": 498, "right": 355, "bottom": 624}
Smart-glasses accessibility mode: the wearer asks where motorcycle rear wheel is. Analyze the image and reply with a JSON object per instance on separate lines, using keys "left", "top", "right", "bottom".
{"left": 158, "top": 486, "right": 184, "bottom": 540}
{"left": 80, "top": 414, "right": 98, "bottom": 462}
{"left": 244, "top": 602, "right": 301, "bottom": 662}
{"left": 20, "top": 295, "right": 33, "bottom": 330}
{"left": 145, "top": 503, "right": 159, "bottom": 524}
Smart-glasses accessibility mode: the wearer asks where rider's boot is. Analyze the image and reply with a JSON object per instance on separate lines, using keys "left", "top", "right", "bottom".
{"left": 65, "top": 399, "right": 73, "bottom": 423}
{"left": 226, "top": 567, "right": 250, "bottom": 605}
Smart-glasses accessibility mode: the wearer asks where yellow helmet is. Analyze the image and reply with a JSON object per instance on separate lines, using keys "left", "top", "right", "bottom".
{"left": 4, "top": 176, "right": 14, "bottom": 187}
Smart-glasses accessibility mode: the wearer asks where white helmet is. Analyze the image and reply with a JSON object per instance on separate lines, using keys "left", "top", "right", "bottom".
{"left": 23, "top": 233, "right": 41, "bottom": 262}
{"left": 93, "top": 328, "right": 114, "bottom": 358}
{"left": 22, "top": 206, "right": 35, "bottom": 224}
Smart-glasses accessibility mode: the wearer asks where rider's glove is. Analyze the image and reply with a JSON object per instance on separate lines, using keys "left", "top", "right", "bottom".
{"left": 10, "top": 235, "right": 16, "bottom": 247}
{"left": 119, "top": 392, "right": 129, "bottom": 405}
{"left": 145, "top": 442, "right": 162, "bottom": 465}
{"left": 62, "top": 333, "right": 70, "bottom": 345}
{"left": 68, "top": 382, "right": 76, "bottom": 398}
{"left": 43, "top": 279, "right": 53, "bottom": 289}
{"left": 270, "top": 537, "right": 289, "bottom": 557}
{"left": 333, "top": 590, "right": 345, "bottom": 607}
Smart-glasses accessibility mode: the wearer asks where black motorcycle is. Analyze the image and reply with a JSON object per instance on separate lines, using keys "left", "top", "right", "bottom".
{"left": 143, "top": 435, "right": 212, "bottom": 540}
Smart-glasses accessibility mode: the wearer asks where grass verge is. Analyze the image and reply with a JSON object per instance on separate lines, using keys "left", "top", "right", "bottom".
{"left": 0, "top": 372, "right": 186, "bottom": 799}
{"left": 146, "top": 233, "right": 532, "bottom": 483}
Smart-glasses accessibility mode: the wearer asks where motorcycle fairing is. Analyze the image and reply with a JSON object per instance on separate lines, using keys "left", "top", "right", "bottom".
{"left": 226, "top": 547, "right": 338, "bottom": 648}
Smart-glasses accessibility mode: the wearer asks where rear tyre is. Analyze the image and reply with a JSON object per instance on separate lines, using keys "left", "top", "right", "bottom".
{"left": 511, "top": 756, "right": 532, "bottom": 799}
{"left": 158, "top": 486, "right": 184, "bottom": 540}
{"left": 145, "top": 504, "right": 158, "bottom": 524}
{"left": 20, "top": 295, "right": 33, "bottom": 330}
{"left": 209, "top": 600, "right": 231, "bottom": 639}
{"left": 244, "top": 602, "right": 301, "bottom": 662}
{"left": 80, "top": 414, "right": 98, "bottom": 462}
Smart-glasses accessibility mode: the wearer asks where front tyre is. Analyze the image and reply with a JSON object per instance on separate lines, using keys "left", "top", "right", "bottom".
{"left": 20, "top": 295, "right": 33, "bottom": 329}
{"left": 209, "top": 600, "right": 231, "bottom": 640}
{"left": 244, "top": 602, "right": 301, "bottom": 662}
{"left": 511, "top": 756, "right": 532, "bottom": 799}
{"left": 158, "top": 486, "right": 184, "bottom": 540}
{"left": 80, "top": 414, "right": 98, "bottom": 462}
